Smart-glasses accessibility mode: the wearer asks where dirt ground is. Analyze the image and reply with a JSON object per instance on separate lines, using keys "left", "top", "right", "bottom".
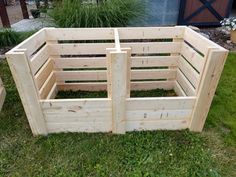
{"left": 201, "top": 28, "right": 236, "bottom": 52}
{"left": 0, "top": 2, "right": 35, "bottom": 27}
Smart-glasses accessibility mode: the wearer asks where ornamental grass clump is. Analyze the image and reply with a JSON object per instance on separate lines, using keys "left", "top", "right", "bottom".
{"left": 50, "top": 0, "right": 145, "bottom": 27}
{"left": 0, "top": 29, "right": 36, "bottom": 48}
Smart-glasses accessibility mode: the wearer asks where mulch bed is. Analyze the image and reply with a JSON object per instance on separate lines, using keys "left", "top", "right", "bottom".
{"left": 200, "top": 28, "right": 236, "bottom": 52}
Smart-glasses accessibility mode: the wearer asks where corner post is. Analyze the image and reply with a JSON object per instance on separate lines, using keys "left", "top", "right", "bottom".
{"left": 189, "top": 48, "right": 228, "bottom": 131}
{"left": 107, "top": 50, "right": 129, "bottom": 134}
{"left": 6, "top": 51, "right": 48, "bottom": 135}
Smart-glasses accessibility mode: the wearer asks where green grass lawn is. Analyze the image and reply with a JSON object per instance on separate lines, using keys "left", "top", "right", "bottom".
{"left": 0, "top": 54, "right": 236, "bottom": 176}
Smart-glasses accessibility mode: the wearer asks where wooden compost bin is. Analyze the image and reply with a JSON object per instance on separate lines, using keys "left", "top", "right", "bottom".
{"left": 6, "top": 27, "right": 228, "bottom": 136}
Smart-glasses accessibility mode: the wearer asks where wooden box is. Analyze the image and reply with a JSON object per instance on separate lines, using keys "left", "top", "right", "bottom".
{"left": 6, "top": 27, "right": 228, "bottom": 135}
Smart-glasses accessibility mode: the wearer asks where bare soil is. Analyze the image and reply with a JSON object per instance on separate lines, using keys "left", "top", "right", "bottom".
{"left": 201, "top": 28, "right": 236, "bottom": 52}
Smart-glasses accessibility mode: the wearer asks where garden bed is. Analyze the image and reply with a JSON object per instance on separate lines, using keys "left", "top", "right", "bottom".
{"left": 6, "top": 27, "right": 228, "bottom": 135}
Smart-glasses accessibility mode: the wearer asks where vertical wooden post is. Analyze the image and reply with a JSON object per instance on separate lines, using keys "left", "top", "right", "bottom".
{"left": 6, "top": 51, "right": 47, "bottom": 135}
{"left": 0, "top": 0, "right": 10, "bottom": 27}
{"left": 19, "top": 0, "right": 29, "bottom": 19}
{"left": 189, "top": 48, "right": 228, "bottom": 131}
{"left": 0, "top": 77, "right": 6, "bottom": 111}
{"left": 107, "top": 50, "right": 129, "bottom": 134}
{"left": 121, "top": 48, "right": 131, "bottom": 97}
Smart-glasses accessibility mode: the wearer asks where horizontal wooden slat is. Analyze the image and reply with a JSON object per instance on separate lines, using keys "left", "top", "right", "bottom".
{"left": 183, "top": 27, "right": 221, "bottom": 56}
{"left": 181, "top": 42, "right": 205, "bottom": 72}
{"left": 126, "top": 109, "right": 192, "bottom": 121}
{"left": 43, "top": 99, "right": 111, "bottom": 122}
{"left": 121, "top": 42, "right": 181, "bottom": 54}
{"left": 46, "top": 122, "right": 112, "bottom": 133}
{"left": 56, "top": 81, "right": 175, "bottom": 91}
{"left": 131, "top": 56, "right": 178, "bottom": 67}
{"left": 57, "top": 82, "right": 107, "bottom": 91}
{"left": 52, "top": 56, "right": 178, "bottom": 69}
{"left": 178, "top": 56, "right": 200, "bottom": 88}
{"left": 41, "top": 97, "right": 195, "bottom": 113}
{"left": 46, "top": 119, "right": 189, "bottom": 133}
{"left": 45, "top": 109, "right": 111, "bottom": 120}
{"left": 131, "top": 69, "right": 176, "bottom": 80}
{"left": 41, "top": 99, "right": 111, "bottom": 124}
{"left": 30, "top": 44, "right": 50, "bottom": 75}
{"left": 39, "top": 72, "right": 56, "bottom": 99}
{"left": 176, "top": 70, "right": 196, "bottom": 96}
{"left": 49, "top": 42, "right": 181, "bottom": 56}
{"left": 45, "top": 109, "right": 111, "bottom": 123}
{"left": 55, "top": 70, "right": 107, "bottom": 81}
{"left": 41, "top": 98, "right": 111, "bottom": 109}
{"left": 53, "top": 57, "right": 107, "bottom": 69}
{"left": 174, "top": 81, "right": 186, "bottom": 97}
{"left": 54, "top": 69, "right": 176, "bottom": 82}
{"left": 13, "top": 29, "right": 46, "bottom": 57}
{"left": 126, "top": 97, "right": 196, "bottom": 110}
{"left": 45, "top": 28, "right": 115, "bottom": 41}
{"left": 130, "top": 81, "right": 174, "bottom": 90}
{"left": 34, "top": 59, "right": 53, "bottom": 89}
{"left": 126, "top": 120, "right": 188, "bottom": 131}
{"left": 49, "top": 43, "right": 114, "bottom": 55}
{"left": 46, "top": 83, "right": 58, "bottom": 99}
{"left": 118, "top": 27, "right": 185, "bottom": 39}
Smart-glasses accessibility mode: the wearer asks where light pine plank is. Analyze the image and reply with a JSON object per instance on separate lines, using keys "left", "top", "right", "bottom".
{"left": 54, "top": 69, "right": 176, "bottom": 82}
{"left": 183, "top": 27, "right": 224, "bottom": 56}
{"left": 13, "top": 29, "right": 46, "bottom": 58}
{"left": 53, "top": 57, "right": 107, "bottom": 69}
{"left": 52, "top": 56, "right": 178, "bottom": 69}
{"left": 46, "top": 83, "right": 58, "bottom": 99}
{"left": 49, "top": 43, "right": 115, "bottom": 55}
{"left": 131, "top": 69, "right": 177, "bottom": 80}
{"left": 190, "top": 49, "right": 228, "bottom": 131}
{"left": 46, "top": 121, "right": 112, "bottom": 133}
{"left": 126, "top": 97, "right": 196, "bottom": 110}
{"left": 34, "top": 59, "right": 54, "bottom": 89}
{"left": 30, "top": 44, "right": 50, "bottom": 75}
{"left": 132, "top": 56, "right": 178, "bottom": 67}
{"left": 127, "top": 109, "right": 192, "bottom": 121}
{"left": 176, "top": 70, "right": 196, "bottom": 96}
{"left": 126, "top": 120, "right": 188, "bottom": 131}
{"left": 56, "top": 81, "right": 175, "bottom": 91}
{"left": 49, "top": 42, "right": 181, "bottom": 56}
{"left": 181, "top": 42, "right": 205, "bottom": 72}
{"left": 121, "top": 42, "right": 181, "bottom": 54}
{"left": 118, "top": 26, "right": 185, "bottom": 39}
{"left": 40, "top": 98, "right": 111, "bottom": 111}
{"left": 174, "top": 81, "right": 186, "bottom": 97}
{"left": 6, "top": 51, "right": 47, "bottom": 135}
{"left": 45, "top": 28, "right": 115, "bottom": 40}
{"left": 178, "top": 56, "right": 200, "bottom": 88}
{"left": 39, "top": 72, "right": 56, "bottom": 99}
{"left": 108, "top": 51, "right": 128, "bottom": 134}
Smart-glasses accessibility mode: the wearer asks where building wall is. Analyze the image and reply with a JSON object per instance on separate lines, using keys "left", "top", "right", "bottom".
{"left": 130, "top": 0, "right": 181, "bottom": 26}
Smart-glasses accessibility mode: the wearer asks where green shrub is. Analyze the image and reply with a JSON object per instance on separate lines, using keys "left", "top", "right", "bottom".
{"left": 50, "top": 0, "right": 145, "bottom": 27}
{"left": 0, "top": 29, "right": 36, "bottom": 48}
{"left": 0, "top": 29, "right": 20, "bottom": 48}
